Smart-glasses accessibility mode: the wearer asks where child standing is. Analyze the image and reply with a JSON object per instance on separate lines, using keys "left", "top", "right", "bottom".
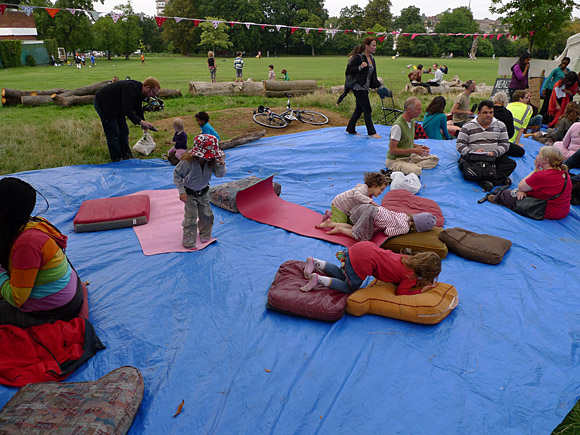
{"left": 140, "top": 53, "right": 146, "bottom": 66}
{"left": 173, "top": 134, "right": 226, "bottom": 249}
{"left": 317, "top": 207, "right": 436, "bottom": 242}
{"left": 268, "top": 65, "right": 275, "bottom": 80}
{"left": 167, "top": 118, "right": 188, "bottom": 165}
{"left": 328, "top": 173, "right": 388, "bottom": 223}
{"left": 300, "top": 242, "right": 441, "bottom": 294}
{"left": 195, "top": 111, "right": 220, "bottom": 140}
{"left": 208, "top": 51, "right": 217, "bottom": 82}
{"left": 281, "top": 68, "right": 289, "bottom": 81}
{"left": 234, "top": 51, "right": 244, "bottom": 82}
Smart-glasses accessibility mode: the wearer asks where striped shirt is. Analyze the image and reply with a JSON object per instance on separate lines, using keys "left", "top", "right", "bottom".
{"left": 456, "top": 117, "right": 510, "bottom": 157}
{"left": 332, "top": 184, "right": 373, "bottom": 214}
{"left": 374, "top": 207, "right": 410, "bottom": 238}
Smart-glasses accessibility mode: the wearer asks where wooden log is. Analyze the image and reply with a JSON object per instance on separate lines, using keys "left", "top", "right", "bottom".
{"left": 32, "top": 88, "right": 68, "bottom": 96}
{"left": 52, "top": 94, "right": 95, "bottom": 107}
{"left": 331, "top": 85, "right": 345, "bottom": 94}
{"left": 188, "top": 81, "right": 263, "bottom": 96}
{"left": 59, "top": 81, "right": 111, "bottom": 97}
{"left": 157, "top": 88, "right": 182, "bottom": 98}
{"left": 1, "top": 96, "right": 21, "bottom": 106}
{"left": 262, "top": 80, "right": 317, "bottom": 91}
{"left": 220, "top": 130, "right": 266, "bottom": 150}
{"left": 2, "top": 88, "right": 33, "bottom": 98}
{"left": 265, "top": 89, "right": 317, "bottom": 98}
{"left": 21, "top": 95, "right": 54, "bottom": 106}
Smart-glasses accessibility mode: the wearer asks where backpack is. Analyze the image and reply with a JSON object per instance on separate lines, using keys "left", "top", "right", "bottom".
{"left": 408, "top": 69, "right": 420, "bottom": 82}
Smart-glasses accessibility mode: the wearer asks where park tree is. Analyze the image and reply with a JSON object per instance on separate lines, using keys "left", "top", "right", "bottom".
{"left": 395, "top": 23, "right": 428, "bottom": 56}
{"left": 434, "top": 7, "right": 479, "bottom": 57}
{"left": 393, "top": 6, "right": 423, "bottom": 31}
{"left": 161, "top": 0, "right": 201, "bottom": 55}
{"left": 139, "top": 17, "right": 165, "bottom": 53}
{"left": 114, "top": 4, "right": 142, "bottom": 60}
{"left": 490, "top": 0, "right": 575, "bottom": 52}
{"left": 338, "top": 5, "right": 365, "bottom": 30}
{"left": 293, "top": 9, "right": 324, "bottom": 56}
{"left": 198, "top": 19, "right": 233, "bottom": 54}
{"left": 92, "top": 15, "right": 118, "bottom": 59}
{"left": 362, "top": 0, "right": 392, "bottom": 31}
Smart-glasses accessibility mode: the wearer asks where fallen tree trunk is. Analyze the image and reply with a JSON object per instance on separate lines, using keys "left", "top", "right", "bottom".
{"left": 30, "top": 89, "right": 68, "bottom": 96}
{"left": 189, "top": 81, "right": 263, "bottom": 96}
{"left": 158, "top": 88, "right": 182, "bottom": 98}
{"left": 52, "top": 94, "right": 95, "bottom": 107}
{"left": 59, "top": 81, "right": 111, "bottom": 97}
{"left": 262, "top": 80, "right": 317, "bottom": 91}
{"left": 2, "top": 88, "right": 33, "bottom": 98}
{"left": 21, "top": 95, "right": 53, "bottom": 106}
{"left": 264, "top": 89, "right": 318, "bottom": 98}
{"left": 1, "top": 96, "right": 21, "bottom": 106}
{"left": 220, "top": 130, "right": 266, "bottom": 150}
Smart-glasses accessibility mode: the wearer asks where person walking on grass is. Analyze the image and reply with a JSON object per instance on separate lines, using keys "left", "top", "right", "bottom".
{"left": 234, "top": 52, "right": 244, "bottom": 82}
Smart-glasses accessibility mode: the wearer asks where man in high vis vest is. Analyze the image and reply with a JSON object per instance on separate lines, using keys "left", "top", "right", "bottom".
{"left": 507, "top": 90, "right": 542, "bottom": 146}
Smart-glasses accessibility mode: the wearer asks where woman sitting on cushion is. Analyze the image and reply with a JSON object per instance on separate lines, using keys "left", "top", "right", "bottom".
{"left": 487, "top": 147, "right": 572, "bottom": 220}
{"left": 422, "top": 96, "right": 451, "bottom": 140}
{"left": 0, "top": 178, "right": 84, "bottom": 327}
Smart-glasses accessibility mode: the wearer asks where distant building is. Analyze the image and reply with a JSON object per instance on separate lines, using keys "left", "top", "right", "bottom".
{"left": 476, "top": 18, "right": 509, "bottom": 34}
{"left": 156, "top": 0, "right": 166, "bottom": 15}
{"left": 0, "top": 8, "right": 37, "bottom": 41}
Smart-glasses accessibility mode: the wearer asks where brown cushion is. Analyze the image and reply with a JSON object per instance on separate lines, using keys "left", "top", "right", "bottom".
{"left": 382, "top": 227, "right": 448, "bottom": 259}
{"left": 0, "top": 366, "right": 143, "bottom": 433}
{"left": 209, "top": 176, "right": 282, "bottom": 213}
{"left": 346, "top": 280, "right": 458, "bottom": 324}
{"left": 381, "top": 189, "right": 444, "bottom": 227}
{"left": 267, "top": 260, "right": 349, "bottom": 322}
{"left": 439, "top": 227, "right": 511, "bottom": 265}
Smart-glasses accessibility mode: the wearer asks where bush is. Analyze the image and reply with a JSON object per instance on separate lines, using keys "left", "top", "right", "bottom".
{"left": 44, "top": 39, "right": 58, "bottom": 59}
{"left": 0, "top": 40, "right": 22, "bottom": 68}
{"left": 25, "top": 55, "right": 36, "bottom": 67}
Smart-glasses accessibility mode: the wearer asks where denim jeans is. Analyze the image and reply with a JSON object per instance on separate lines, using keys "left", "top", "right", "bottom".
{"left": 320, "top": 249, "right": 363, "bottom": 294}
{"left": 94, "top": 99, "right": 133, "bottom": 162}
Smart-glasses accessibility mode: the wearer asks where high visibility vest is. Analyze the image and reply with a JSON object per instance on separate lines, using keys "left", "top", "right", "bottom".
{"left": 506, "top": 102, "right": 532, "bottom": 142}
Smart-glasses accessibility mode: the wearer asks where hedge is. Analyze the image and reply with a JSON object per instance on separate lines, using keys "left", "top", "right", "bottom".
{"left": 0, "top": 40, "right": 22, "bottom": 68}
{"left": 44, "top": 39, "right": 58, "bottom": 60}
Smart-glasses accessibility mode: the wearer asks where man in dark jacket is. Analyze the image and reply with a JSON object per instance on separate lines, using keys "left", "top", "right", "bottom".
{"left": 94, "top": 77, "right": 160, "bottom": 162}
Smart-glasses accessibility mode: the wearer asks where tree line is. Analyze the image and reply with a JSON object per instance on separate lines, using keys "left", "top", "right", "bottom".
{"left": 3, "top": 0, "right": 577, "bottom": 59}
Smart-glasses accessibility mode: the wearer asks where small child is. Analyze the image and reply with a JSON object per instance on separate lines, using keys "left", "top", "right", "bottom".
{"left": 173, "top": 134, "right": 226, "bottom": 249}
{"left": 317, "top": 207, "right": 436, "bottom": 242}
{"left": 195, "top": 111, "right": 220, "bottom": 140}
{"left": 234, "top": 51, "right": 244, "bottom": 82}
{"left": 281, "top": 68, "right": 289, "bottom": 81}
{"left": 328, "top": 173, "right": 388, "bottom": 224}
{"left": 207, "top": 51, "right": 217, "bottom": 83}
{"left": 268, "top": 65, "right": 275, "bottom": 80}
{"left": 167, "top": 118, "right": 188, "bottom": 166}
{"left": 301, "top": 242, "right": 441, "bottom": 294}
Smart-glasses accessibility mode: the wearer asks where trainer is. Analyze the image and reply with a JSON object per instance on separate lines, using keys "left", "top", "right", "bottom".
{"left": 94, "top": 77, "right": 160, "bottom": 162}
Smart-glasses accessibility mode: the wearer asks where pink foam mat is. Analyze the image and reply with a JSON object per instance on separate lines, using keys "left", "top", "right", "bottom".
{"left": 236, "top": 175, "right": 387, "bottom": 247}
{"left": 131, "top": 189, "right": 216, "bottom": 255}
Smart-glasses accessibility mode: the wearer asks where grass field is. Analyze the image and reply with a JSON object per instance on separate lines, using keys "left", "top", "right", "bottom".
{"left": 1, "top": 55, "right": 580, "bottom": 433}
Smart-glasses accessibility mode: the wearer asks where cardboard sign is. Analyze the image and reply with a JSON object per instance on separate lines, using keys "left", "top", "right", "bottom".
{"left": 489, "top": 78, "right": 510, "bottom": 99}
{"left": 528, "top": 77, "right": 543, "bottom": 109}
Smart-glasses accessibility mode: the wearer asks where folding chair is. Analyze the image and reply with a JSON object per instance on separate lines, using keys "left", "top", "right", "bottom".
{"left": 375, "top": 94, "right": 403, "bottom": 126}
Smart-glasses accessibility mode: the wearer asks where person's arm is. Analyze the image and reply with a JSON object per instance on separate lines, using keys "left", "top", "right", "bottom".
{"left": 211, "top": 156, "right": 227, "bottom": 178}
{"left": 562, "top": 122, "right": 575, "bottom": 150}
{"left": 495, "top": 126, "right": 511, "bottom": 157}
{"left": 440, "top": 114, "right": 451, "bottom": 140}
{"left": 173, "top": 161, "right": 189, "bottom": 201}
{"left": 456, "top": 127, "right": 470, "bottom": 155}
{"left": 352, "top": 185, "right": 374, "bottom": 205}
{"left": 0, "top": 239, "right": 45, "bottom": 307}
{"left": 389, "top": 138, "right": 430, "bottom": 156}
{"left": 542, "top": 69, "right": 556, "bottom": 93}
{"left": 451, "top": 96, "right": 473, "bottom": 116}
{"left": 345, "top": 55, "right": 364, "bottom": 76}
{"left": 512, "top": 64, "right": 526, "bottom": 81}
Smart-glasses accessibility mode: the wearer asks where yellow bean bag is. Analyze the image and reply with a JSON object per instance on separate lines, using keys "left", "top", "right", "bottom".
{"left": 381, "top": 226, "right": 448, "bottom": 259}
{"left": 346, "top": 280, "right": 458, "bottom": 324}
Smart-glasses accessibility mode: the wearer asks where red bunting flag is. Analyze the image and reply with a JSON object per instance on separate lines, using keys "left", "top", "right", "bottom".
{"left": 367, "top": 31, "right": 374, "bottom": 34}
{"left": 497, "top": 34, "right": 503, "bottom": 40}
{"left": 261, "top": 24, "right": 265, "bottom": 30}
{"left": 483, "top": 34, "right": 489, "bottom": 39}
{"left": 291, "top": 27, "right": 298, "bottom": 34}
{"left": 530, "top": 31, "right": 535, "bottom": 37}
{"left": 411, "top": 33, "right": 419, "bottom": 40}
{"left": 377, "top": 36, "right": 386, "bottom": 42}
{"left": 46, "top": 8, "right": 60, "bottom": 18}
{"left": 155, "top": 16, "right": 167, "bottom": 27}
{"left": 473, "top": 35, "right": 478, "bottom": 40}
{"left": 0, "top": 5, "right": 7, "bottom": 15}
{"left": 230, "top": 21, "right": 235, "bottom": 27}
{"left": 318, "top": 28, "right": 323, "bottom": 33}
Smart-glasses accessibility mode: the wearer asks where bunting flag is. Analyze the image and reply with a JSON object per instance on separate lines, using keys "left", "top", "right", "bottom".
{"left": 245, "top": 22, "right": 251, "bottom": 29}
{"left": 88, "top": 10, "right": 101, "bottom": 21}
{"left": 229, "top": 21, "right": 236, "bottom": 28}
{"left": 212, "top": 20, "right": 219, "bottom": 29}
{"left": 174, "top": 17, "right": 183, "bottom": 23}
{"left": 138, "top": 12, "right": 145, "bottom": 22}
{"left": 46, "top": 8, "right": 60, "bottom": 18}
{"left": 530, "top": 31, "right": 535, "bottom": 37}
{"left": 291, "top": 27, "right": 298, "bottom": 35}
{"left": 377, "top": 35, "right": 386, "bottom": 42}
{"left": 411, "top": 33, "right": 419, "bottom": 40}
{"left": 473, "top": 35, "right": 478, "bottom": 40}
{"left": 305, "top": 28, "right": 309, "bottom": 34}
{"left": 497, "top": 34, "right": 503, "bottom": 40}
{"left": 20, "top": 5, "right": 34, "bottom": 16}
{"left": 328, "top": 29, "right": 338, "bottom": 38}
{"left": 275, "top": 25, "right": 282, "bottom": 31}
{"left": 0, "top": 4, "right": 6, "bottom": 15}
{"left": 110, "top": 12, "right": 122, "bottom": 23}
{"left": 260, "top": 24, "right": 265, "bottom": 29}
{"left": 68, "top": 9, "right": 76, "bottom": 15}
{"left": 193, "top": 19, "right": 200, "bottom": 26}
{"left": 155, "top": 16, "right": 167, "bottom": 27}
{"left": 483, "top": 34, "right": 489, "bottom": 39}
{"left": 463, "top": 34, "right": 470, "bottom": 38}
{"left": 318, "top": 28, "right": 323, "bottom": 33}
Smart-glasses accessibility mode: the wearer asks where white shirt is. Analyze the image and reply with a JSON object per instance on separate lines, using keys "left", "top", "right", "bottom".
{"left": 389, "top": 121, "right": 413, "bottom": 141}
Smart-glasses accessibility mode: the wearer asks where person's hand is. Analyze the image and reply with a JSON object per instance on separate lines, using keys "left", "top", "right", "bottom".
{"left": 140, "top": 120, "right": 154, "bottom": 130}
{"left": 179, "top": 193, "right": 188, "bottom": 203}
{"left": 467, "top": 110, "right": 474, "bottom": 116}
{"left": 487, "top": 152, "right": 494, "bottom": 156}
{"left": 360, "top": 61, "right": 368, "bottom": 69}
{"left": 421, "top": 283, "right": 437, "bottom": 293}
{"left": 476, "top": 148, "right": 486, "bottom": 153}
{"left": 217, "top": 156, "right": 226, "bottom": 165}
{"left": 516, "top": 190, "right": 527, "bottom": 200}
{"left": 371, "top": 201, "right": 379, "bottom": 206}
{"left": 541, "top": 89, "right": 546, "bottom": 98}
{"left": 556, "top": 104, "right": 560, "bottom": 111}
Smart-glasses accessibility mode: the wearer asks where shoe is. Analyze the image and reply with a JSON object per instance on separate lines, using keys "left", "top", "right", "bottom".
{"left": 304, "top": 257, "right": 315, "bottom": 279}
{"left": 504, "top": 178, "right": 512, "bottom": 186}
{"left": 479, "top": 180, "right": 494, "bottom": 192}
{"left": 300, "top": 273, "right": 319, "bottom": 292}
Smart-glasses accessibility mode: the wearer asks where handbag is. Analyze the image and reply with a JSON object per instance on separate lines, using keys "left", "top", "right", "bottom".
{"left": 462, "top": 153, "right": 497, "bottom": 182}
{"left": 512, "top": 173, "right": 568, "bottom": 220}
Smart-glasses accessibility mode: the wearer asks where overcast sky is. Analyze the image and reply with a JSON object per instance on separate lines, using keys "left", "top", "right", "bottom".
{"left": 94, "top": 0, "right": 501, "bottom": 21}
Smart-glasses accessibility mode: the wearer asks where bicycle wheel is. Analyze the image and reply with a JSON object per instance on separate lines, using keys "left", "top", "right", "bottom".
{"left": 297, "top": 110, "right": 329, "bottom": 125}
{"left": 253, "top": 112, "right": 288, "bottom": 128}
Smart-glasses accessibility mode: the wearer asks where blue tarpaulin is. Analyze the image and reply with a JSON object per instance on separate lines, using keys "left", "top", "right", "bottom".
{"left": 0, "top": 125, "right": 579, "bottom": 434}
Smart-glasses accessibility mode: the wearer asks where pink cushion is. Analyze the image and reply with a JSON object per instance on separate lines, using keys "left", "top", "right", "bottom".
{"left": 267, "top": 260, "right": 349, "bottom": 322}
{"left": 74, "top": 195, "right": 150, "bottom": 232}
{"left": 381, "top": 189, "right": 444, "bottom": 227}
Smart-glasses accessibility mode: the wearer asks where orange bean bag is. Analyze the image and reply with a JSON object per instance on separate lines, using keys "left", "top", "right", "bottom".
{"left": 346, "top": 280, "right": 458, "bottom": 324}
{"left": 381, "top": 226, "right": 448, "bottom": 259}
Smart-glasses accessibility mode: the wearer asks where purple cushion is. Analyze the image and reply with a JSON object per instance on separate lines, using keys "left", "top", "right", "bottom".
{"left": 267, "top": 260, "right": 349, "bottom": 322}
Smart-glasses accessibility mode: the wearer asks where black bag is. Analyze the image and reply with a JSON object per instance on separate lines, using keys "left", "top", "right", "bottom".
{"left": 512, "top": 173, "right": 568, "bottom": 220}
{"left": 344, "top": 53, "right": 365, "bottom": 89}
{"left": 461, "top": 153, "right": 497, "bottom": 182}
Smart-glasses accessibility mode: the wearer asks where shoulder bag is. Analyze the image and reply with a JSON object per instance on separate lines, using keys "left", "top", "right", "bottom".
{"left": 512, "top": 172, "right": 568, "bottom": 220}
{"left": 462, "top": 153, "right": 497, "bottom": 182}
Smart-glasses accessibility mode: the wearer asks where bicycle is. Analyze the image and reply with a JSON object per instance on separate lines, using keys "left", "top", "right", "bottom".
{"left": 252, "top": 93, "right": 329, "bottom": 129}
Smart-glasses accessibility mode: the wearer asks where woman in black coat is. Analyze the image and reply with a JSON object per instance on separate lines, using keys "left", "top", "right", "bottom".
{"left": 345, "top": 37, "right": 384, "bottom": 138}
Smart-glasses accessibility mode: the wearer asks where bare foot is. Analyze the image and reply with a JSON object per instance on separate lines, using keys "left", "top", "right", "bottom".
{"left": 326, "top": 227, "right": 341, "bottom": 235}
{"left": 370, "top": 134, "right": 382, "bottom": 139}
{"left": 316, "top": 218, "right": 332, "bottom": 229}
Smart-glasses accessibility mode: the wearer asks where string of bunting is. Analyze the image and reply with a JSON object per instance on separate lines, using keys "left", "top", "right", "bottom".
{"left": 0, "top": 3, "right": 534, "bottom": 40}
